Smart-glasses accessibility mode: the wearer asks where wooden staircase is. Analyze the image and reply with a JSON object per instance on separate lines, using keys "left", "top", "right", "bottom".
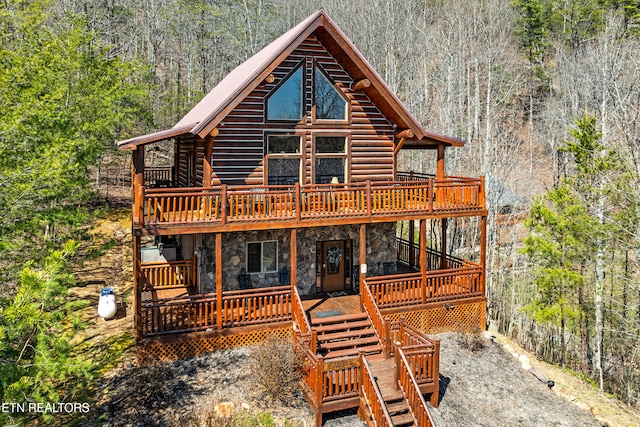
{"left": 312, "top": 312, "right": 383, "bottom": 359}
{"left": 367, "top": 354, "right": 417, "bottom": 427}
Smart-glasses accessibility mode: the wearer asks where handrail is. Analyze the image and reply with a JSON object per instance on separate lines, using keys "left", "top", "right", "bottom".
{"left": 364, "top": 263, "right": 483, "bottom": 309}
{"left": 292, "top": 285, "right": 312, "bottom": 336}
{"left": 140, "top": 259, "right": 196, "bottom": 290}
{"left": 361, "top": 282, "right": 390, "bottom": 357}
{"left": 360, "top": 355, "right": 394, "bottom": 426}
{"left": 139, "top": 175, "right": 485, "bottom": 227}
{"left": 140, "top": 286, "right": 292, "bottom": 336}
{"left": 395, "top": 346, "right": 436, "bottom": 427}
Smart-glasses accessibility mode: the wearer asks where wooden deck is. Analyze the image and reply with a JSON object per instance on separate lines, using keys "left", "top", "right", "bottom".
{"left": 302, "top": 294, "right": 362, "bottom": 320}
{"left": 133, "top": 176, "right": 487, "bottom": 234}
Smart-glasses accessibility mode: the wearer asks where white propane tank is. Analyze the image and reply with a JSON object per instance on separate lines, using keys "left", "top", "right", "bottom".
{"left": 98, "top": 287, "right": 117, "bottom": 319}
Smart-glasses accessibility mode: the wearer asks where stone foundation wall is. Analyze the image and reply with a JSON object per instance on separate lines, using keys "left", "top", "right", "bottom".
{"left": 199, "top": 222, "right": 397, "bottom": 296}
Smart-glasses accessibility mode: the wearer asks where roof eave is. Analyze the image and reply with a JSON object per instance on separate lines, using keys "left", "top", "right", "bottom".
{"left": 191, "top": 12, "right": 324, "bottom": 139}
{"left": 117, "top": 123, "right": 196, "bottom": 150}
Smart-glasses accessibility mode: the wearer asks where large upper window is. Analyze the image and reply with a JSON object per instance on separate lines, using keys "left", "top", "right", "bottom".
{"left": 315, "top": 136, "right": 347, "bottom": 184}
{"left": 314, "top": 66, "right": 347, "bottom": 120}
{"left": 266, "top": 134, "right": 301, "bottom": 185}
{"left": 247, "top": 241, "right": 278, "bottom": 274}
{"left": 267, "top": 66, "right": 303, "bottom": 121}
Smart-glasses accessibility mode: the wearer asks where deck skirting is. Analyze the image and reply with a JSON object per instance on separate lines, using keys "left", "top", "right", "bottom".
{"left": 382, "top": 296, "right": 486, "bottom": 334}
{"left": 137, "top": 322, "right": 292, "bottom": 366}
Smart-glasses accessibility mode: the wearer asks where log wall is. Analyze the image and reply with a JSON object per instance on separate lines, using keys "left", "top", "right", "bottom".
{"left": 208, "top": 35, "right": 394, "bottom": 186}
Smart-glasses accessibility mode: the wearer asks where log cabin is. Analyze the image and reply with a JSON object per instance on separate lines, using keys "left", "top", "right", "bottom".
{"left": 118, "top": 10, "right": 487, "bottom": 426}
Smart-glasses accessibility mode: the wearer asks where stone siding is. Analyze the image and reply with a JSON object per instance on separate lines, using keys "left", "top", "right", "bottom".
{"left": 200, "top": 222, "right": 397, "bottom": 295}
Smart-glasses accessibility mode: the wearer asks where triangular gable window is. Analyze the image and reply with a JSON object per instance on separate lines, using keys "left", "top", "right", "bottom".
{"left": 267, "top": 66, "right": 303, "bottom": 121}
{"left": 314, "top": 66, "right": 347, "bottom": 120}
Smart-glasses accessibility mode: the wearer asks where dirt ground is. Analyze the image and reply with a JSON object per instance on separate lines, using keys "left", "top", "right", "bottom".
{"left": 71, "top": 210, "right": 640, "bottom": 427}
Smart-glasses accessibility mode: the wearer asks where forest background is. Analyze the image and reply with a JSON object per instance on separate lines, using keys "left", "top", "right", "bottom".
{"left": 1, "top": 0, "right": 639, "bottom": 422}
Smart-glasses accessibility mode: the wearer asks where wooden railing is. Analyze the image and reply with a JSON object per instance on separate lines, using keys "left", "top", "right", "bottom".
{"left": 322, "top": 356, "right": 361, "bottom": 402}
{"left": 366, "top": 272, "right": 424, "bottom": 308}
{"left": 220, "top": 286, "right": 291, "bottom": 327}
{"left": 145, "top": 187, "right": 222, "bottom": 224}
{"left": 140, "top": 259, "right": 196, "bottom": 290}
{"left": 365, "top": 261, "right": 483, "bottom": 309}
{"left": 138, "top": 176, "right": 485, "bottom": 228}
{"left": 362, "top": 283, "right": 390, "bottom": 357}
{"left": 299, "top": 346, "right": 361, "bottom": 412}
{"left": 360, "top": 355, "right": 393, "bottom": 426}
{"left": 140, "top": 294, "right": 217, "bottom": 335}
{"left": 394, "top": 347, "right": 436, "bottom": 426}
{"left": 144, "top": 166, "right": 173, "bottom": 187}
{"left": 428, "top": 264, "right": 483, "bottom": 302}
{"left": 390, "top": 319, "right": 440, "bottom": 407}
{"left": 292, "top": 285, "right": 312, "bottom": 336}
{"left": 140, "top": 286, "right": 292, "bottom": 336}
{"left": 397, "top": 239, "right": 446, "bottom": 270}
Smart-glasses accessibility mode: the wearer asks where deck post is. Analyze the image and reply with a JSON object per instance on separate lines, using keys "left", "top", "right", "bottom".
{"left": 221, "top": 184, "right": 227, "bottom": 225}
{"left": 365, "top": 180, "right": 372, "bottom": 217}
{"left": 315, "top": 355, "right": 324, "bottom": 421}
{"left": 132, "top": 148, "right": 145, "bottom": 226}
{"left": 431, "top": 338, "right": 441, "bottom": 407}
{"left": 133, "top": 234, "right": 143, "bottom": 340}
{"left": 383, "top": 317, "right": 392, "bottom": 359}
{"left": 216, "top": 233, "right": 223, "bottom": 331}
{"left": 290, "top": 228, "right": 297, "bottom": 289}
{"left": 359, "top": 224, "right": 367, "bottom": 309}
{"left": 440, "top": 218, "right": 448, "bottom": 270}
{"left": 420, "top": 220, "right": 427, "bottom": 303}
{"left": 436, "top": 143, "right": 445, "bottom": 180}
{"left": 480, "top": 215, "right": 487, "bottom": 297}
{"left": 295, "top": 182, "right": 301, "bottom": 221}
{"left": 203, "top": 135, "right": 214, "bottom": 188}
{"left": 408, "top": 220, "right": 415, "bottom": 268}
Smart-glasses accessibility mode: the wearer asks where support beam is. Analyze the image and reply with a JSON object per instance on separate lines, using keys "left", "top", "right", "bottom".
{"left": 395, "top": 129, "right": 414, "bottom": 139}
{"left": 133, "top": 235, "right": 142, "bottom": 340}
{"left": 420, "top": 220, "right": 427, "bottom": 304}
{"left": 133, "top": 148, "right": 145, "bottom": 226}
{"left": 359, "top": 224, "right": 367, "bottom": 309}
{"left": 480, "top": 216, "right": 487, "bottom": 297}
{"left": 352, "top": 78, "right": 371, "bottom": 91}
{"left": 408, "top": 220, "right": 416, "bottom": 268}
{"left": 203, "top": 135, "right": 214, "bottom": 188}
{"left": 436, "top": 143, "right": 445, "bottom": 179}
{"left": 290, "top": 228, "right": 297, "bottom": 289}
{"left": 440, "top": 218, "right": 448, "bottom": 270}
{"left": 216, "top": 233, "right": 223, "bottom": 331}
{"left": 393, "top": 137, "right": 406, "bottom": 156}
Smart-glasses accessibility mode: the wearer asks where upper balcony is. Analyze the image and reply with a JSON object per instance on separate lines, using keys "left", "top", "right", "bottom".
{"left": 134, "top": 170, "right": 487, "bottom": 234}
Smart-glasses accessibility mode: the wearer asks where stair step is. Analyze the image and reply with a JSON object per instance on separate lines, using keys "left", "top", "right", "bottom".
{"left": 386, "top": 400, "right": 410, "bottom": 415}
{"left": 390, "top": 412, "right": 415, "bottom": 426}
{"left": 313, "top": 319, "right": 372, "bottom": 334}
{"left": 311, "top": 312, "right": 368, "bottom": 325}
{"left": 381, "top": 389, "right": 405, "bottom": 402}
{"left": 319, "top": 336, "right": 380, "bottom": 351}
{"left": 317, "top": 327, "right": 376, "bottom": 342}
{"left": 324, "top": 344, "right": 382, "bottom": 359}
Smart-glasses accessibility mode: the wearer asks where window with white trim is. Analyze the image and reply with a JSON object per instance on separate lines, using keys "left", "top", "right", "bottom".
{"left": 247, "top": 241, "right": 278, "bottom": 274}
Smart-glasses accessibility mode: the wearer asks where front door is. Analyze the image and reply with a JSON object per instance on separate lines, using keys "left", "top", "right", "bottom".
{"left": 321, "top": 240, "right": 346, "bottom": 292}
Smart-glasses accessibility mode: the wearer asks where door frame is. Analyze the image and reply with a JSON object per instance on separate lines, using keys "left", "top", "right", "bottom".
{"left": 316, "top": 239, "right": 353, "bottom": 293}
